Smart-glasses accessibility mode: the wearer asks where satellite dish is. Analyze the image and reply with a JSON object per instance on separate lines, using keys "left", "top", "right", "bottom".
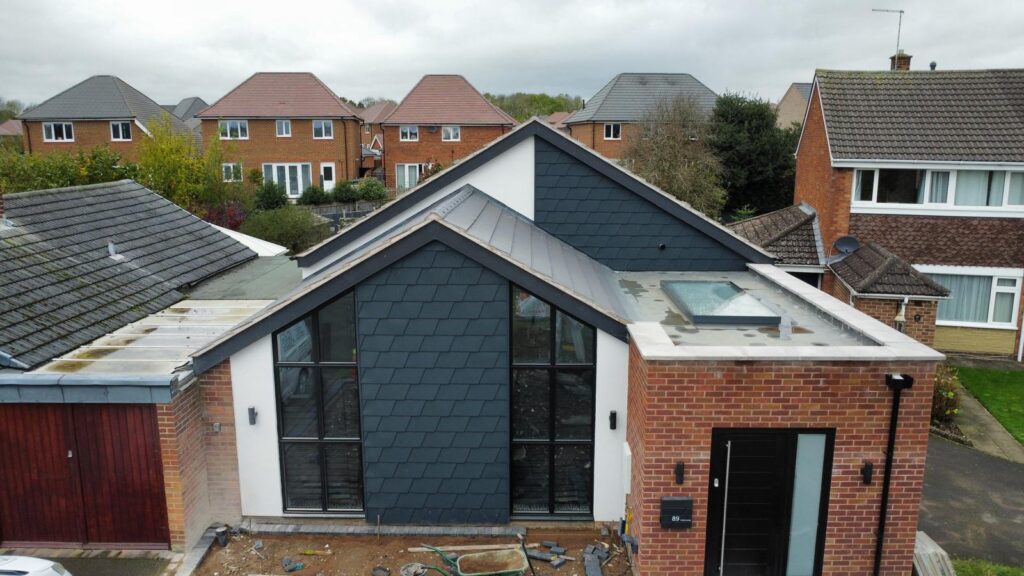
{"left": 833, "top": 235, "right": 861, "bottom": 255}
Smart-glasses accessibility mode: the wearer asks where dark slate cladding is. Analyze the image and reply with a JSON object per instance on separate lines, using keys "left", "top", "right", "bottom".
{"left": 533, "top": 138, "right": 749, "bottom": 271}
{"left": 356, "top": 242, "right": 509, "bottom": 524}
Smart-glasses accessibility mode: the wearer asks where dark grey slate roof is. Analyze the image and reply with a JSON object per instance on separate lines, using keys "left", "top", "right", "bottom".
{"left": 816, "top": 69, "right": 1024, "bottom": 162}
{"left": 829, "top": 241, "right": 949, "bottom": 298}
{"left": 728, "top": 203, "right": 823, "bottom": 266}
{"left": 0, "top": 180, "right": 256, "bottom": 369}
{"left": 172, "top": 97, "right": 209, "bottom": 120}
{"left": 19, "top": 75, "right": 188, "bottom": 132}
{"left": 565, "top": 73, "right": 718, "bottom": 124}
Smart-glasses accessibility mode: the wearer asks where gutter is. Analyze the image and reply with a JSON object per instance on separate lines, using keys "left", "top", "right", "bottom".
{"left": 873, "top": 373, "right": 915, "bottom": 576}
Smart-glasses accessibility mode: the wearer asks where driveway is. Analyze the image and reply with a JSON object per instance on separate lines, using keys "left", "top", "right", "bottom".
{"left": 920, "top": 436, "right": 1024, "bottom": 566}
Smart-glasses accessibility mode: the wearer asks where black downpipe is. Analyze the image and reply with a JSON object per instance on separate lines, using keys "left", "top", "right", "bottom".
{"left": 873, "top": 373, "right": 915, "bottom": 576}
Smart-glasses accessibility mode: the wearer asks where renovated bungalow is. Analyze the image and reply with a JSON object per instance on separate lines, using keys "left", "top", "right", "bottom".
{"left": 169, "top": 119, "right": 941, "bottom": 575}
{"left": 197, "top": 73, "right": 362, "bottom": 196}
{"left": 564, "top": 73, "right": 718, "bottom": 159}
{"left": 795, "top": 56, "right": 1024, "bottom": 359}
{"left": 18, "top": 75, "right": 191, "bottom": 161}
{"left": 381, "top": 75, "right": 516, "bottom": 190}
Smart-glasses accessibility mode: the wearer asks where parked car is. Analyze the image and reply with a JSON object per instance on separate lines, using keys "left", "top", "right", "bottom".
{"left": 0, "top": 556, "right": 71, "bottom": 576}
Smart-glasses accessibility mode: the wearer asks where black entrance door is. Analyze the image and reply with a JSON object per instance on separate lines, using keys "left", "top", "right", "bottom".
{"left": 705, "top": 429, "right": 833, "bottom": 576}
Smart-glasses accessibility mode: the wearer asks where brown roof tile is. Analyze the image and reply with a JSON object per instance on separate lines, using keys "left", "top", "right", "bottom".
{"left": 197, "top": 72, "right": 358, "bottom": 118}
{"left": 358, "top": 100, "right": 397, "bottom": 124}
{"left": 0, "top": 119, "right": 21, "bottom": 136}
{"left": 728, "top": 204, "right": 823, "bottom": 266}
{"left": 383, "top": 75, "right": 516, "bottom": 126}
{"left": 829, "top": 241, "right": 949, "bottom": 298}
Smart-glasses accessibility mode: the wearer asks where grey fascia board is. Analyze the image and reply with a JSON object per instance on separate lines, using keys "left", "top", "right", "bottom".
{"left": 194, "top": 220, "right": 628, "bottom": 375}
{"left": 0, "top": 372, "right": 174, "bottom": 404}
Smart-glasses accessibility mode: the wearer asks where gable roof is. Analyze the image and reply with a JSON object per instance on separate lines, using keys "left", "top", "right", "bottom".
{"left": 0, "top": 119, "right": 22, "bottom": 137}
{"left": 197, "top": 72, "right": 358, "bottom": 119}
{"left": 172, "top": 97, "right": 208, "bottom": 120}
{"left": 829, "top": 241, "right": 949, "bottom": 298}
{"left": 382, "top": 75, "right": 516, "bottom": 126}
{"left": 19, "top": 75, "right": 187, "bottom": 132}
{"left": 565, "top": 73, "right": 718, "bottom": 124}
{"left": 815, "top": 69, "right": 1024, "bottom": 162}
{"left": 358, "top": 100, "right": 397, "bottom": 124}
{"left": 296, "top": 118, "right": 773, "bottom": 269}
{"left": 0, "top": 180, "right": 256, "bottom": 369}
{"left": 728, "top": 203, "right": 824, "bottom": 266}
{"left": 542, "top": 111, "right": 572, "bottom": 130}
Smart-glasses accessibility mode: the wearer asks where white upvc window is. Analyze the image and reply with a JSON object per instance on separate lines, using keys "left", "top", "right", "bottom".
{"left": 222, "top": 163, "right": 242, "bottom": 182}
{"left": 262, "top": 162, "right": 313, "bottom": 197}
{"left": 396, "top": 163, "right": 421, "bottom": 191}
{"left": 110, "top": 121, "right": 132, "bottom": 141}
{"left": 43, "top": 122, "right": 74, "bottom": 142}
{"left": 441, "top": 125, "right": 461, "bottom": 142}
{"left": 851, "top": 167, "right": 1024, "bottom": 216}
{"left": 603, "top": 123, "right": 621, "bottom": 140}
{"left": 312, "top": 119, "right": 333, "bottom": 140}
{"left": 276, "top": 119, "right": 291, "bottom": 137}
{"left": 918, "top": 265, "right": 1023, "bottom": 329}
{"left": 399, "top": 125, "right": 419, "bottom": 142}
{"left": 219, "top": 119, "right": 249, "bottom": 140}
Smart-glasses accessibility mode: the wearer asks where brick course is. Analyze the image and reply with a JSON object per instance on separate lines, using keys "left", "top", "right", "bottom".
{"left": 382, "top": 124, "right": 510, "bottom": 187}
{"left": 824, "top": 272, "right": 939, "bottom": 347}
{"left": 22, "top": 120, "right": 142, "bottom": 161}
{"left": 626, "top": 341, "right": 936, "bottom": 575}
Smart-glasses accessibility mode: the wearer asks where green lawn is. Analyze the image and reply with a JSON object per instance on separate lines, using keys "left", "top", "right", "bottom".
{"left": 956, "top": 366, "right": 1024, "bottom": 445}
{"left": 954, "top": 558, "right": 1024, "bottom": 576}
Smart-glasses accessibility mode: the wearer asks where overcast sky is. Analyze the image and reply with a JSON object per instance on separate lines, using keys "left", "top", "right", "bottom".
{"left": 4, "top": 0, "right": 1023, "bottom": 107}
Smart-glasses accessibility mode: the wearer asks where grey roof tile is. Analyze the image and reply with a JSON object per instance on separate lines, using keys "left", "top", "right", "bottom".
{"left": 566, "top": 73, "right": 718, "bottom": 124}
{"left": 20, "top": 76, "right": 189, "bottom": 133}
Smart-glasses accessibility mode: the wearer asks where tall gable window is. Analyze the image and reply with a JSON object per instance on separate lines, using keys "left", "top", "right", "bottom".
{"left": 43, "top": 122, "right": 74, "bottom": 142}
{"left": 603, "top": 123, "right": 621, "bottom": 140}
{"left": 312, "top": 120, "right": 333, "bottom": 140}
{"left": 399, "top": 125, "right": 419, "bottom": 142}
{"left": 510, "top": 285, "right": 596, "bottom": 516}
{"left": 273, "top": 292, "right": 363, "bottom": 512}
{"left": 110, "top": 121, "right": 132, "bottom": 142}
{"left": 276, "top": 119, "right": 291, "bottom": 137}
{"left": 219, "top": 119, "right": 249, "bottom": 140}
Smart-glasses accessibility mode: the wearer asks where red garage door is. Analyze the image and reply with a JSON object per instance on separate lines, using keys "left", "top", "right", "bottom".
{"left": 0, "top": 404, "right": 170, "bottom": 548}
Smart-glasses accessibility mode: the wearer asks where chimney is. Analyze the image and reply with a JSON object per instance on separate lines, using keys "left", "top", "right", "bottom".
{"left": 890, "top": 49, "right": 912, "bottom": 71}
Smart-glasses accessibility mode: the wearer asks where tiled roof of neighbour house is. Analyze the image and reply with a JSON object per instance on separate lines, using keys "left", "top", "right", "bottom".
{"left": 564, "top": 73, "right": 718, "bottom": 124}
{"left": 358, "top": 100, "right": 397, "bottom": 124}
{"left": 172, "top": 97, "right": 208, "bottom": 120}
{"left": 0, "top": 119, "right": 23, "bottom": 136}
{"left": 197, "top": 72, "right": 359, "bottom": 118}
{"left": 728, "top": 203, "right": 824, "bottom": 266}
{"left": 542, "top": 111, "right": 573, "bottom": 130}
{"left": 0, "top": 180, "right": 257, "bottom": 369}
{"left": 815, "top": 69, "right": 1024, "bottom": 162}
{"left": 18, "top": 75, "right": 188, "bottom": 132}
{"left": 828, "top": 241, "right": 949, "bottom": 298}
{"left": 382, "top": 75, "right": 516, "bottom": 126}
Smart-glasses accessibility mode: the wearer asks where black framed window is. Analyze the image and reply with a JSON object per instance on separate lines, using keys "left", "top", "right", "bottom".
{"left": 273, "top": 292, "right": 363, "bottom": 513}
{"left": 510, "top": 285, "right": 596, "bottom": 516}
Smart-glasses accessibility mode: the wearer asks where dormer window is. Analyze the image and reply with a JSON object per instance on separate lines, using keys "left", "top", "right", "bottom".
{"left": 110, "top": 121, "right": 132, "bottom": 142}
{"left": 219, "top": 120, "right": 249, "bottom": 140}
{"left": 313, "top": 120, "right": 333, "bottom": 140}
{"left": 399, "top": 125, "right": 419, "bottom": 142}
{"left": 43, "top": 122, "right": 74, "bottom": 142}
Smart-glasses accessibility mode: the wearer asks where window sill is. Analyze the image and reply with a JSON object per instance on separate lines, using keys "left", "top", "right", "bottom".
{"left": 220, "top": 137, "right": 249, "bottom": 141}
{"left": 313, "top": 137, "right": 334, "bottom": 140}
{"left": 936, "top": 321, "right": 1018, "bottom": 330}
{"left": 43, "top": 140, "right": 75, "bottom": 143}
{"left": 851, "top": 204, "right": 1024, "bottom": 218}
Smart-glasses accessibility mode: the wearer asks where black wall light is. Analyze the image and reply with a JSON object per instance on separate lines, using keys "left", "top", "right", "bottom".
{"left": 674, "top": 462, "right": 685, "bottom": 485}
{"left": 248, "top": 406, "right": 258, "bottom": 425}
{"left": 609, "top": 410, "right": 617, "bottom": 430}
{"left": 861, "top": 461, "right": 874, "bottom": 485}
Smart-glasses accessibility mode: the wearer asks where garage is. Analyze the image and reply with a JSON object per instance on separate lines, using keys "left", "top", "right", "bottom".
{"left": 0, "top": 404, "right": 169, "bottom": 548}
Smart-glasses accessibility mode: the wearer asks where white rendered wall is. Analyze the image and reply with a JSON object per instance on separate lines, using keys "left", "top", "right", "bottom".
{"left": 302, "top": 136, "right": 535, "bottom": 278}
{"left": 230, "top": 335, "right": 283, "bottom": 516}
{"left": 592, "top": 329, "right": 630, "bottom": 521}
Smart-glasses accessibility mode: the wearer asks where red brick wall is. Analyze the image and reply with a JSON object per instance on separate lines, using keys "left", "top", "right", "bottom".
{"left": 201, "top": 118, "right": 362, "bottom": 182}
{"left": 382, "top": 124, "right": 511, "bottom": 187}
{"left": 823, "top": 271, "right": 939, "bottom": 348}
{"left": 156, "top": 360, "right": 241, "bottom": 550}
{"left": 794, "top": 86, "right": 852, "bottom": 250}
{"left": 566, "top": 122, "right": 637, "bottom": 159}
{"left": 625, "top": 342, "right": 936, "bottom": 575}
{"left": 23, "top": 120, "right": 142, "bottom": 161}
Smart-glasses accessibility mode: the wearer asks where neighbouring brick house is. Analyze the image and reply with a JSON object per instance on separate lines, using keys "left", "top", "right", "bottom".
{"left": 0, "top": 180, "right": 299, "bottom": 551}
{"left": 0, "top": 119, "right": 22, "bottom": 149}
{"left": 356, "top": 100, "right": 396, "bottom": 177}
{"left": 197, "top": 72, "right": 362, "bottom": 197}
{"left": 18, "top": 75, "right": 192, "bottom": 162}
{"left": 181, "top": 119, "right": 940, "bottom": 575}
{"left": 564, "top": 73, "right": 718, "bottom": 159}
{"left": 795, "top": 55, "right": 1024, "bottom": 359}
{"left": 775, "top": 82, "right": 812, "bottom": 128}
{"left": 381, "top": 75, "right": 515, "bottom": 190}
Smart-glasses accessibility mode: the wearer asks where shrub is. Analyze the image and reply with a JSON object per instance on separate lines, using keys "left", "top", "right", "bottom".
{"left": 298, "top": 185, "right": 329, "bottom": 205}
{"left": 240, "top": 205, "right": 324, "bottom": 254}
{"left": 357, "top": 177, "right": 388, "bottom": 203}
{"left": 932, "top": 364, "right": 962, "bottom": 425}
{"left": 332, "top": 180, "right": 360, "bottom": 203}
{"left": 205, "top": 200, "right": 248, "bottom": 230}
{"left": 255, "top": 181, "right": 288, "bottom": 211}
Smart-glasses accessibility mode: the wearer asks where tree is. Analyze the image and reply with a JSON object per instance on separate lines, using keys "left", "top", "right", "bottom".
{"left": 136, "top": 113, "right": 205, "bottom": 207}
{"left": 0, "top": 146, "right": 137, "bottom": 194}
{"left": 707, "top": 94, "right": 798, "bottom": 219}
{"left": 358, "top": 97, "right": 397, "bottom": 108}
{"left": 484, "top": 92, "right": 584, "bottom": 122}
{"left": 0, "top": 97, "right": 24, "bottom": 122}
{"left": 622, "top": 97, "right": 727, "bottom": 218}
{"left": 255, "top": 181, "right": 288, "bottom": 211}
{"left": 240, "top": 205, "right": 325, "bottom": 254}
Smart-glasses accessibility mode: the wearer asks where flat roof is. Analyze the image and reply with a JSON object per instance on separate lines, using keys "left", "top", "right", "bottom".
{"left": 187, "top": 256, "right": 301, "bottom": 300}
{"left": 623, "top": 264, "right": 945, "bottom": 362}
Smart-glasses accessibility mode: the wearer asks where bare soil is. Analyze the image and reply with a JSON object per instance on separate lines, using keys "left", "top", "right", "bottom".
{"left": 196, "top": 529, "right": 631, "bottom": 576}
